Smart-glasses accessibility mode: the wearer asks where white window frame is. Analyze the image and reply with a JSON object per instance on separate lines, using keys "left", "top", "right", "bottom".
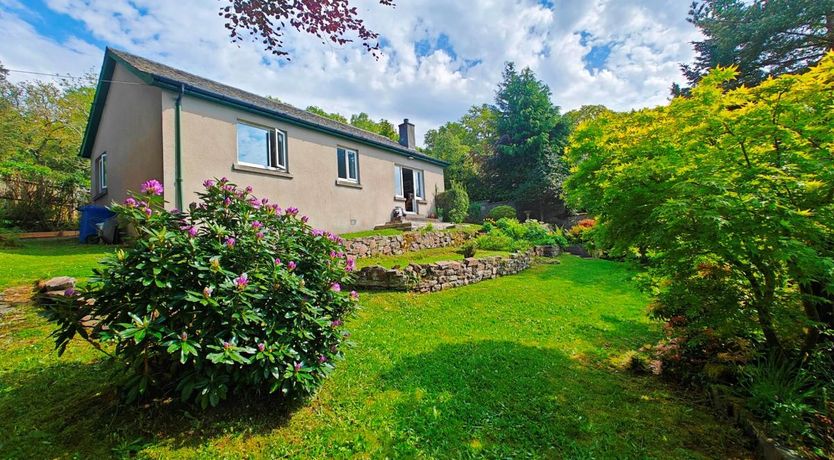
{"left": 96, "top": 152, "right": 107, "bottom": 194}
{"left": 236, "top": 121, "right": 288, "bottom": 171}
{"left": 337, "top": 147, "right": 359, "bottom": 183}
{"left": 394, "top": 165, "right": 403, "bottom": 197}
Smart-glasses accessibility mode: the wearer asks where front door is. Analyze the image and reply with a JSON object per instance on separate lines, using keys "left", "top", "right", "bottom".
{"left": 395, "top": 166, "right": 424, "bottom": 215}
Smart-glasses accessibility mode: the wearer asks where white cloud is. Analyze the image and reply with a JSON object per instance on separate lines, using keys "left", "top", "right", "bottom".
{"left": 1, "top": 0, "right": 701, "bottom": 144}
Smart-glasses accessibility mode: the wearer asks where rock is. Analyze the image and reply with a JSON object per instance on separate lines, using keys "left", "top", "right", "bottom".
{"left": 37, "top": 276, "right": 76, "bottom": 293}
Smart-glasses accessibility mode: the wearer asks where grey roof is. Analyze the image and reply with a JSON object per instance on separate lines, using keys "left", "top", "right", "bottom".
{"left": 104, "top": 48, "right": 447, "bottom": 167}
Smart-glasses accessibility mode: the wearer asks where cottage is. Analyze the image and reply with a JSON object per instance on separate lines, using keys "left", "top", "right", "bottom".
{"left": 80, "top": 48, "right": 447, "bottom": 233}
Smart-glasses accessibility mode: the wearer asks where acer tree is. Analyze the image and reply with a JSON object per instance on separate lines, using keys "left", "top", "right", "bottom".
{"left": 221, "top": 0, "right": 395, "bottom": 59}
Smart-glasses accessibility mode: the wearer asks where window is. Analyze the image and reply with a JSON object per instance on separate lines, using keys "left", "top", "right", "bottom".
{"left": 236, "top": 122, "right": 287, "bottom": 170}
{"left": 95, "top": 153, "right": 107, "bottom": 194}
{"left": 394, "top": 165, "right": 403, "bottom": 197}
{"left": 414, "top": 169, "right": 425, "bottom": 199}
{"left": 337, "top": 147, "right": 358, "bottom": 182}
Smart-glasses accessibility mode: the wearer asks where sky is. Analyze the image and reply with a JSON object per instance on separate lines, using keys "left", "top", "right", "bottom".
{"left": 0, "top": 0, "right": 701, "bottom": 145}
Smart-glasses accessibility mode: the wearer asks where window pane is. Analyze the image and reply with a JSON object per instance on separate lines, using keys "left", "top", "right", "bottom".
{"left": 394, "top": 166, "right": 402, "bottom": 196}
{"left": 337, "top": 148, "right": 347, "bottom": 179}
{"left": 348, "top": 150, "right": 357, "bottom": 180}
{"left": 275, "top": 131, "right": 286, "bottom": 168}
{"left": 237, "top": 123, "right": 270, "bottom": 167}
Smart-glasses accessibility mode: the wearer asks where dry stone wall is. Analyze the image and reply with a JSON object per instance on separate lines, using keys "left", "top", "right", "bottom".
{"left": 344, "top": 230, "right": 478, "bottom": 258}
{"left": 352, "top": 246, "right": 559, "bottom": 293}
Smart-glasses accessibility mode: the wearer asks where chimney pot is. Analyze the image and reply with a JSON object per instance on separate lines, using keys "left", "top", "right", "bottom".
{"left": 398, "top": 118, "right": 415, "bottom": 149}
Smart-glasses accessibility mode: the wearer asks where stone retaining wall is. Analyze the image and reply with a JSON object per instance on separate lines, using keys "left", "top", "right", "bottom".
{"left": 352, "top": 245, "right": 559, "bottom": 292}
{"left": 344, "top": 230, "right": 478, "bottom": 258}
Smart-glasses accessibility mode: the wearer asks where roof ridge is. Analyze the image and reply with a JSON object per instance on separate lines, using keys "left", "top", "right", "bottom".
{"left": 107, "top": 47, "right": 411, "bottom": 151}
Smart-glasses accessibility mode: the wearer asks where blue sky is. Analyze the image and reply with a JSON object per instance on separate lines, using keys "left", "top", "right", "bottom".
{"left": 0, "top": 0, "right": 700, "bottom": 144}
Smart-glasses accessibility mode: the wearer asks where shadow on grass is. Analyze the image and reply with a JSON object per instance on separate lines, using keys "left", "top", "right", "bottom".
{"left": 0, "top": 359, "right": 303, "bottom": 458}
{"left": 380, "top": 340, "right": 751, "bottom": 458}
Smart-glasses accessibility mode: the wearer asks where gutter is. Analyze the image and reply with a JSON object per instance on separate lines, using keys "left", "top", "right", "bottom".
{"left": 174, "top": 83, "right": 184, "bottom": 210}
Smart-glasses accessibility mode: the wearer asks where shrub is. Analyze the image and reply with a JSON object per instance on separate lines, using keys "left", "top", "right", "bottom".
{"left": 478, "top": 218, "right": 566, "bottom": 251}
{"left": 476, "top": 231, "right": 520, "bottom": 251}
{"left": 486, "top": 205, "right": 516, "bottom": 221}
{"left": 466, "top": 203, "right": 483, "bottom": 223}
{"left": 459, "top": 241, "right": 477, "bottom": 258}
{"left": 436, "top": 181, "right": 470, "bottom": 223}
{"left": 44, "top": 178, "right": 358, "bottom": 408}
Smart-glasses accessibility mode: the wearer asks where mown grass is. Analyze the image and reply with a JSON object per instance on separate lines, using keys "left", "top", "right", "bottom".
{"left": 0, "top": 239, "right": 115, "bottom": 289}
{"left": 0, "top": 242, "right": 751, "bottom": 459}
{"left": 341, "top": 224, "right": 482, "bottom": 240}
{"left": 356, "top": 246, "right": 511, "bottom": 269}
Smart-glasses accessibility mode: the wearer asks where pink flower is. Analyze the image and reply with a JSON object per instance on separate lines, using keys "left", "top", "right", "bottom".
{"left": 140, "top": 179, "right": 164, "bottom": 196}
{"left": 293, "top": 361, "right": 302, "bottom": 372}
{"left": 181, "top": 332, "right": 188, "bottom": 341}
{"left": 330, "top": 251, "right": 337, "bottom": 258}
{"left": 203, "top": 286, "right": 213, "bottom": 298}
{"left": 287, "top": 261, "right": 297, "bottom": 271}
{"left": 261, "top": 198, "right": 269, "bottom": 205}
{"left": 285, "top": 207, "right": 298, "bottom": 216}
{"left": 234, "top": 272, "right": 248, "bottom": 290}
{"left": 223, "top": 341, "right": 232, "bottom": 349}
{"left": 274, "top": 258, "right": 282, "bottom": 266}
{"left": 330, "top": 282, "right": 341, "bottom": 292}
{"left": 225, "top": 237, "right": 236, "bottom": 248}
{"left": 245, "top": 185, "right": 253, "bottom": 193}
{"left": 251, "top": 221, "right": 263, "bottom": 229}
{"left": 350, "top": 290, "right": 359, "bottom": 300}
{"left": 331, "top": 319, "right": 342, "bottom": 327}
{"left": 256, "top": 231, "right": 265, "bottom": 239}
{"left": 311, "top": 229, "right": 324, "bottom": 237}
{"left": 257, "top": 343, "right": 265, "bottom": 352}
{"left": 203, "top": 179, "right": 215, "bottom": 188}
{"left": 124, "top": 197, "right": 137, "bottom": 208}
{"left": 301, "top": 215, "right": 309, "bottom": 223}
{"left": 345, "top": 257, "right": 355, "bottom": 272}
{"left": 318, "top": 355, "right": 328, "bottom": 363}
{"left": 182, "top": 225, "right": 198, "bottom": 237}
{"left": 64, "top": 287, "right": 76, "bottom": 297}
{"left": 144, "top": 207, "right": 153, "bottom": 217}
{"left": 223, "top": 197, "right": 232, "bottom": 207}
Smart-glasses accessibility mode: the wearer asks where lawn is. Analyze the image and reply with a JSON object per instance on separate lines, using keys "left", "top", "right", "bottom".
{"left": 0, "top": 241, "right": 750, "bottom": 458}
{"left": 0, "top": 239, "right": 115, "bottom": 289}
{"left": 341, "top": 224, "right": 481, "bottom": 240}
{"left": 356, "top": 246, "right": 511, "bottom": 269}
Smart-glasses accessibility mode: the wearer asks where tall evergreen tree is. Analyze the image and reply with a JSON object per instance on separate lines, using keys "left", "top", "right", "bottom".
{"left": 487, "top": 63, "right": 569, "bottom": 218}
{"left": 681, "top": 0, "right": 834, "bottom": 90}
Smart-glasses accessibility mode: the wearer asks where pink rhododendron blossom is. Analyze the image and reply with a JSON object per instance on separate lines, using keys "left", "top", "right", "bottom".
{"left": 140, "top": 179, "right": 164, "bottom": 195}
{"left": 294, "top": 361, "right": 302, "bottom": 372}
{"left": 318, "top": 355, "right": 328, "bottom": 363}
{"left": 287, "top": 261, "right": 297, "bottom": 270}
{"left": 144, "top": 207, "right": 153, "bottom": 217}
{"left": 274, "top": 258, "right": 282, "bottom": 266}
{"left": 301, "top": 215, "right": 309, "bottom": 223}
{"left": 234, "top": 272, "right": 249, "bottom": 290}
{"left": 345, "top": 257, "right": 355, "bottom": 272}
{"left": 330, "top": 282, "right": 341, "bottom": 292}
{"left": 331, "top": 319, "right": 342, "bottom": 327}
{"left": 223, "top": 197, "right": 232, "bottom": 207}
{"left": 124, "top": 197, "right": 137, "bottom": 207}
{"left": 203, "top": 286, "right": 213, "bottom": 298}
{"left": 256, "top": 232, "right": 265, "bottom": 239}
{"left": 225, "top": 237, "right": 236, "bottom": 248}
{"left": 203, "top": 179, "right": 215, "bottom": 188}
{"left": 257, "top": 343, "right": 265, "bottom": 352}
{"left": 223, "top": 341, "right": 232, "bottom": 349}
{"left": 181, "top": 332, "right": 188, "bottom": 341}
{"left": 285, "top": 207, "right": 298, "bottom": 216}
{"left": 350, "top": 290, "right": 359, "bottom": 300}
{"left": 251, "top": 221, "right": 263, "bottom": 229}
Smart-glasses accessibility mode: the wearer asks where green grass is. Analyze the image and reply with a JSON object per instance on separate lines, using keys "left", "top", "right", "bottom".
{"left": 0, "top": 242, "right": 751, "bottom": 459}
{"left": 356, "top": 246, "right": 511, "bottom": 269}
{"left": 0, "top": 239, "right": 114, "bottom": 289}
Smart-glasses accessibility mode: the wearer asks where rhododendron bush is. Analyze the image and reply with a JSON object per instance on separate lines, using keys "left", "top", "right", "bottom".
{"left": 46, "top": 178, "right": 358, "bottom": 408}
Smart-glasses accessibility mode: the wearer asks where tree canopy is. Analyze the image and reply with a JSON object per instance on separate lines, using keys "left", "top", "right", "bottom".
{"left": 680, "top": 0, "right": 834, "bottom": 91}
{"left": 305, "top": 106, "right": 398, "bottom": 141}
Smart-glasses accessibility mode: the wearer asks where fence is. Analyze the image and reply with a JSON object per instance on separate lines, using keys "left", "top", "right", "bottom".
{"left": 0, "top": 176, "right": 88, "bottom": 231}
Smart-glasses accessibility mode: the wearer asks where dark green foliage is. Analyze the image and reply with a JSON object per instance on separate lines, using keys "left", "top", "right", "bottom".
{"left": 486, "top": 63, "right": 570, "bottom": 218}
{"left": 682, "top": 0, "right": 834, "bottom": 89}
{"left": 305, "top": 105, "right": 348, "bottom": 124}
{"left": 466, "top": 202, "right": 482, "bottom": 223}
{"left": 304, "top": 106, "right": 397, "bottom": 141}
{"left": 43, "top": 178, "right": 358, "bottom": 408}
{"left": 436, "top": 181, "right": 469, "bottom": 223}
{"left": 486, "top": 205, "right": 516, "bottom": 221}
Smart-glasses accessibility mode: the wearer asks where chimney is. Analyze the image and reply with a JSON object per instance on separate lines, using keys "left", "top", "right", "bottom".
{"left": 398, "top": 118, "right": 415, "bottom": 149}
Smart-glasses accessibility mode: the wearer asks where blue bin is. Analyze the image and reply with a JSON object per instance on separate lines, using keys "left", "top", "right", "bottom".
{"left": 78, "top": 205, "right": 116, "bottom": 243}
